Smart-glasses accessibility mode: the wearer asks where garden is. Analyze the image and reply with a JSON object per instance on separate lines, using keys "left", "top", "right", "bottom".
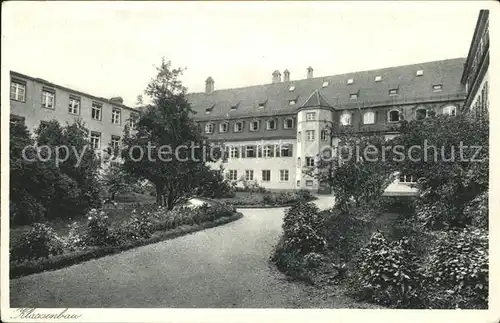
{"left": 271, "top": 112, "right": 489, "bottom": 309}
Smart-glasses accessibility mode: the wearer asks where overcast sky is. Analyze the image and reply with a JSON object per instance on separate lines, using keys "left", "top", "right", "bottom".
{"left": 2, "top": 1, "right": 487, "bottom": 107}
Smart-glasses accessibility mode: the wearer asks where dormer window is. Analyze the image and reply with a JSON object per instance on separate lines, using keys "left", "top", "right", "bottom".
{"left": 375, "top": 76, "right": 382, "bottom": 82}
{"left": 288, "top": 85, "right": 295, "bottom": 91}
{"left": 234, "top": 121, "right": 243, "bottom": 132}
{"left": 289, "top": 99, "right": 296, "bottom": 105}
{"left": 250, "top": 120, "right": 260, "bottom": 132}
{"left": 230, "top": 103, "right": 238, "bottom": 111}
{"left": 349, "top": 93, "right": 358, "bottom": 100}
{"left": 389, "top": 88, "right": 398, "bottom": 96}
{"left": 258, "top": 103, "right": 265, "bottom": 109}
{"left": 322, "top": 81, "right": 329, "bottom": 88}
{"left": 432, "top": 84, "right": 443, "bottom": 92}
{"left": 347, "top": 78, "right": 354, "bottom": 85}
{"left": 416, "top": 70, "right": 424, "bottom": 76}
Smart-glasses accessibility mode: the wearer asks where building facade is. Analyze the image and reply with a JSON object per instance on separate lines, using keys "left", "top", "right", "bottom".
{"left": 187, "top": 59, "right": 466, "bottom": 192}
{"left": 461, "top": 9, "right": 489, "bottom": 117}
{"left": 9, "top": 71, "right": 140, "bottom": 161}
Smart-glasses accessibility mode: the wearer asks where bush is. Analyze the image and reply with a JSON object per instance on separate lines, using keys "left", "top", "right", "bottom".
{"left": 422, "top": 227, "right": 488, "bottom": 308}
{"left": 10, "top": 223, "right": 64, "bottom": 261}
{"left": 303, "top": 252, "right": 325, "bottom": 269}
{"left": 281, "top": 202, "right": 326, "bottom": 255}
{"left": 464, "top": 191, "right": 488, "bottom": 229}
{"left": 120, "top": 210, "right": 156, "bottom": 240}
{"left": 271, "top": 237, "right": 312, "bottom": 283}
{"left": 295, "top": 189, "right": 313, "bottom": 202}
{"left": 83, "top": 209, "right": 118, "bottom": 247}
{"left": 262, "top": 193, "right": 275, "bottom": 205}
{"left": 348, "top": 232, "right": 423, "bottom": 308}
{"left": 61, "top": 222, "right": 87, "bottom": 252}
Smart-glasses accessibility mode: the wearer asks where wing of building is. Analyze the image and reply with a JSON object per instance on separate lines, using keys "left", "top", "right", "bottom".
{"left": 186, "top": 58, "right": 466, "bottom": 193}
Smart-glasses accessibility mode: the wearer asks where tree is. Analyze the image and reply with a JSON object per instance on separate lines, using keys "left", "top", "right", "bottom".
{"left": 310, "top": 131, "right": 394, "bottom": 212}
{"left": 122, "top": 58, "right": 217, "bottom": 209}
{"left": 100, "top": 163, "right": 135, "bottom": 201}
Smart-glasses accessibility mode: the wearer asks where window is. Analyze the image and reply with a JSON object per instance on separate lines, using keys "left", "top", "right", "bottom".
{"left": 205, "top": 108, "right": 212, "bottom": 114}
{"left": 263, "top": 145, "right": 273, "bottom": 158}
{"left": 389, "top": 89, "right": 398, "bottom": 96}
{"left": 228, "top": 170, "right": 238, "bottom": 181}
{"left": 432, "top": 84, "right": 443, "bottom": 92}
{"left": 306, "top": 180, "right": 314, "bottom": 187}
{"left": 289, "top": 99, "right": 296, "bottom": 106}
{"left": 347, "top": 78, "right": 354, "bottom": 84}
{"left": 442, "top": 105, "right": 457, "bottom": 116}
{"left": 281, "top": 144, "right": 292, "bottom": 157}
{"left": 388, "top": 110, "right": 400, "bottom": 122}
{"left": 416, "top": 70, "right": 424, "bottom": 76}
{"left": 42, "top": 88, "right": 55, "bottom": 109}
{"left": 245, "top": 170, "right": 254, "bottom": 181}
{"left": 205, "top": 123, "right": 214, "bottom": 133}
{"left": 363, "top": 111, "right": 375, "bottom": 124}
{"left": 68, "top": 97, "right": 80, "bottom": 115}
{"left": 262, "top": 170, "right": 271, "bottom": 182}
{"left": 297, "top": 131, "right": 301, "bottom": 142}
{"left": 129, "top": 113, "right": 139, "bottom": 128}
{"left": 399, "top": 174, "right": 416, "bottom": 183}
{"left": 92, "top": 102, "right": 102, "bottom": 120}
{"left": 340, "top": 113, "right": 351, "bottom": 126}
{"left": 321, "top": 129, "right": 329, "bottom": 141}
{"left": 415, "top": 108, "right": 427, "bottom": 120}
{"left": 280, "top": 170, "right": 289, "bottom": 182}
{"left": 305, "top": 157, "right": 315, "bottom": 167}
{"left": 284, "top": 118, "right": 294, "bottom": 129}
{"left": 375, "top": 76, "right": 382, "bottom": 82}
{"left": 289, "top": 85, "right": 295, "bottom": 91}
{"left": 230, "top": 104, "right": 238, "bottom": 111}
{"left": 322, "top": 81, "right": 329, "bottom": 88}
{"left": 350, "top": 93, "right": 358, "bottom": 100}
{"left": 297, "top": 180, "right": 300, "bottom": 187}
{"left": 246, "top": 145, "right": 256, "bottom": 158}
{"left": 90, "top": 132, "right": 101, "bottom": 149}
{"left": 111, "top": 108, "right": 121, "bottom": 124}
{"left": 230, "top": 146, "right": 239, "bottom": 158}
{"left": 218, "top": 122, "right": 228, "bottom": 133}
{"left": 234, "top": 121, "right": 243, "bottom": 132}
{"left": 266, "top": 119, "right": 276, "bottom": 130}
{"left": 250, "top": 120, "right": 260, "bottom": 131}
{"left": 258, "top": 103, "right": 265, "bottom": 109}
{"left": 10, "top": 81, "right": 26, "bottom": 102}
{"left": 111, "top": 135, "right": 120, "bottom": 151}
{"left": 306, "top": 130, "right": 315, "bottom": 141}
{"left": 306, "top": 112, "right": 316, "bottom": 121}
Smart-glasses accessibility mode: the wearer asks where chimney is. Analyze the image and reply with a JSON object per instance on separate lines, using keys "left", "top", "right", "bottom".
{"left": 283, "top": 69, "right": 290, "bottom": 82}
{"left": 205, "top": 77, "right": 214, "bottom": 94}
{"left": 307, "top": 66, "right": 314, "bottom": 79}
{"left": 110, "top": 96, "right": 124, "bottom": 104}
{"left": 272, "top": 70, "right": 282, "bottom": 83}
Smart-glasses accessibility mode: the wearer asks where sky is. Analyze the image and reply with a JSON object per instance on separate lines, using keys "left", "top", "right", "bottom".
{"left": 2, "top": 1, "right": 486, "bottom": 107}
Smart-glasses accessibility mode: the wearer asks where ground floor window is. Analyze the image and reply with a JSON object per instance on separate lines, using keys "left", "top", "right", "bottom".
{"left": 399, "top": 174, "right": 416, "bottom": 183}
{"left": 228, "top": 170, "right": 238, "bottom": 181}
{"left": 245, "top": 170, "right": 254, "bottom": 181}
{"left": 280, "top": 170, "right": 289, "bottom": 181}
{"left": 262, "top": 170, "right": 271, "bottom": 182}
{"left": 306, "top": 180, "right": 314, "bottom": 187}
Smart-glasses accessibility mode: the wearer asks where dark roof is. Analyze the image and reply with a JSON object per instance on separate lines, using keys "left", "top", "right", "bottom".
{"left": 187, "top": 58, "right": 466, "bottom": 120}
{"left": 300, "top": 89, "right": 332, "bottom": 109}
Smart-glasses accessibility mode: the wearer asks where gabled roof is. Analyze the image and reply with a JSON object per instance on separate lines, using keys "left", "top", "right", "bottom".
{"left": 300, "top": 89, "right": 332, "bottom": 109}
{"left": 187, "top": 58, "right": 466, "bottom": 120}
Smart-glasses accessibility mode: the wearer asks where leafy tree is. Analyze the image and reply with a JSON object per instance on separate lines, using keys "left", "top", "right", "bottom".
{"left": 122, "top": 59, "right": 217, "bottom": 209}
{"left": 100, "top": 163, "right": 135, "bottom": 201}
{"left": 311, "top": 132, "right": 393, "bottom": 212}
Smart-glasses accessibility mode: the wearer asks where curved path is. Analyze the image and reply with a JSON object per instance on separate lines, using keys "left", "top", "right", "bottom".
{"left": 10, "top": 196, "right": 374, "bottom": 308}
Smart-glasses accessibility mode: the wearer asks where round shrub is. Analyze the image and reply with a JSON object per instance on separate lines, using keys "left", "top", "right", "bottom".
{"left": 11, "top": 223, "right": 64, "bottom": 261}
{"left": 423, "top": 227, "right": 488, "bottom": 308}
{"left": 62, "top": 222, "right": 87, "bottom": 252}
{"left": 303, "top": 252, "right": 325, "bottom": 269}
{"left": 83, "top": 209, "right": 117, "bottom": 247}
{"left": 121, "top": 210, "right": 155, "bottom": 240}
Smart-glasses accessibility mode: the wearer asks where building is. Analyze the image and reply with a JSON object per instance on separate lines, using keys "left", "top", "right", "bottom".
{"left": 9, "top": 71, "right": 140, "bottom": 162}
{"left": 461, "top": 9, "right": 489, "bottom": 117}
{"left": 186, "top": 59, "right": 466, "bottom": 192}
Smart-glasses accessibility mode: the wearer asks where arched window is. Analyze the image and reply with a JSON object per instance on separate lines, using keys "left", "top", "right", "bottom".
{"left": 250, "top": 120, "right": 260, "bottom": 131}
{"left": 205, "top": 123, "right": 214, "bottom": 134}
{"left": 340, "top": 113, "right": 351, "bottom": 126}
{"left": 388, "top": 110, "right": 400, "bottom": 122}
{"left": 284, "top": 117, "right": 294, "bottom": 129}
{"left": 233, "top": 121, "right": 243, "bottom": 132}
{"left": 415, "top": 107, "right": 427, "bottom": 120}
{"left": 266, "top": 119, "right": 277, "bottom": 130}
{"left": 363, "top": 111, "right": 375, "bottom": 124}
{"left": 442, "top": 105, "right": 457, "bottom": 116}
{"left": 219, "top": 122, "right": 228, "bottom": 133}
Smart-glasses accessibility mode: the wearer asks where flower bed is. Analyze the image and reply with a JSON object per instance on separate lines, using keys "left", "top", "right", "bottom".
{"left": 10, "top": 202, "right": 242, "bottom": 279}
{"left": 213, "top": 190, "right": 317, "bottom": 208}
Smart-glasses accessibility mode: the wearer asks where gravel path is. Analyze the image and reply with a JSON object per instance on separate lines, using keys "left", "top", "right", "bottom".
{"left": 10, "top": 196, "right": 376, "bottom": 308}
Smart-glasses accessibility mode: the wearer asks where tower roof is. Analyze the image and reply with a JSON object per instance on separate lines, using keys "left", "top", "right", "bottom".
{"left": 301, "top": 89, "right": 332, "bottom": 109}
